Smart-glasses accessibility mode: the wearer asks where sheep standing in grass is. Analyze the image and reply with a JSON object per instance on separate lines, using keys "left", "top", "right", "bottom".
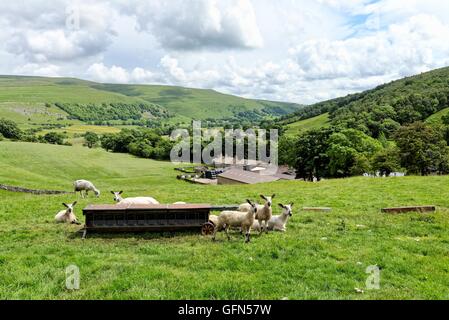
{"left": 111, "top": 191, "right": 160, "bottom": 205}
{"left": 239, "top": 194, "right": 275, "bottom": 234}
{"left": 55, "top": 202, "right": 81, "bottom": 225}
{"left": 251, "top": 203, "right": 294, "bottom": 232}
{"left": 74, "top": 180, "right": 100, "bottom": 198}
{"left": 212, "top": 200, "right": 257, "bottom": 243}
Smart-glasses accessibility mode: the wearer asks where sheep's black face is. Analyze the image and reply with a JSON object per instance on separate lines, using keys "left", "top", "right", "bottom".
{"left": 260, "top": 194, "right": 274, "bottom": 207}
{"left": 111, "top": 191, "right": 123, "bottom": 202}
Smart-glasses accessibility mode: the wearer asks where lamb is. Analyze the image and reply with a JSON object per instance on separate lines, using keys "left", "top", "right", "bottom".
{"left": 212, "top": 200, "right": 257, "bottom": 243}
{"left": 74, "top": 180, "right": 100, "bottom": 198}
{"left": 111, "top": 191, "right": 160, "bottom": 205}
{"left": 239, "top": 194, "right": 275, "bottom": 234}
{"left": 251, "top": 203, "right": 294, "bottom": 232}
{"left": 55, "top": 202, "right": 81, "bottom": 225}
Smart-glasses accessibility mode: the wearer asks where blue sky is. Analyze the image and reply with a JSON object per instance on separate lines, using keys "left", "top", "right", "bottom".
{"left": 0, "top": 0, "right": 448, "bottom": 104}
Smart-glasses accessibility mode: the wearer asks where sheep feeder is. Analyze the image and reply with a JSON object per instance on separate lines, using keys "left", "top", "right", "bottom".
{"left": 81, "top": 204, "right": 239, "bottom": 238}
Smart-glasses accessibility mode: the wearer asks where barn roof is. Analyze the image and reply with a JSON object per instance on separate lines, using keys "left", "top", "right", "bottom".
{"left": 218, "top": 168, "right": 280, "bottom": 184}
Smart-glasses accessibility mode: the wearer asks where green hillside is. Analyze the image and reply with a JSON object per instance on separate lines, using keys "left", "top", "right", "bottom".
{"left": 0, "top": 76, "right": 300, "bottom": 129}
{"left": 426, "top": 107, "right": 449, "bottom": 126}
{"left": 282, "top": 66, "right": 449, "bottom": 138}
{"left": 285, "top": 113, "right": 330, "bottom": 136}
{"left": 1, "top": 141, "right": 449, "bottom": 299}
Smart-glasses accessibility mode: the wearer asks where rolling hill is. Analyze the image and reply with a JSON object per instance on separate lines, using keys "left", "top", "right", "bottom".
{"left": 282, "top": 66, "right": 449, "bottom": 137}
{"left": 0, "top": 75, "right": 301, "bottom": 129}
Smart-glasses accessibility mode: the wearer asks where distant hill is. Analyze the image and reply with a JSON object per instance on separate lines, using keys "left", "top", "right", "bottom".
{"left": 0, "top": 76, "right": 301, "bottom": 128}
{"left": 282, "top": 66, "right": 449, "bottom": 137}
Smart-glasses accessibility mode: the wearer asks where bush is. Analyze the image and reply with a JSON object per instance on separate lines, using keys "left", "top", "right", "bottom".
{"left": 0, "top": 118, "right": 22, "bottom": 140}
{"left": 42, "top": 132, "right": 66, "bottom": 145}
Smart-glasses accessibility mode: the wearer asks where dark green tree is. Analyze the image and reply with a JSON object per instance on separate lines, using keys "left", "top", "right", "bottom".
{"left": 394, "top": 122, "right": 449, "bottom": 175}
{"left": 0, "top": 118, "right": 22, "bottom": 140}
{"left": 83, "top": 131, "right": 99, "bottom": 148}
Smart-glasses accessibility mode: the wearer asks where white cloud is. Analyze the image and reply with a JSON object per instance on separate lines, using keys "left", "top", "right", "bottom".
{"left": 121, "top": 0, "right": 263, "bottom": 50}
{"left": 1, "top": 0, "right": 449, "bottom": 105}
{"left": 290, "top": 14, "right": 449, "bottom": 80}
{"left": 0, "top": 1, "right": 117, "bottom": 63}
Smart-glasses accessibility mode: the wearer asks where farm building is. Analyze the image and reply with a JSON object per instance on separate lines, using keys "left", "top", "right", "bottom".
{"left": 217, "top": 168, "right": 294, "bottom": 185}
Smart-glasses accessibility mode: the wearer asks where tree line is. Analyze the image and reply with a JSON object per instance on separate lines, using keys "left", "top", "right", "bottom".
{"left": 278, "top": 122, "right": 449, "bottom": 180}
{"left": 0, "top": 118, "right": 68, "bottom": 146}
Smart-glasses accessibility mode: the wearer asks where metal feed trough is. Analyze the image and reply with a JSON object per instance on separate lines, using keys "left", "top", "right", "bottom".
{"left": 81, "top": 203, "right": 238, "bottom": 238}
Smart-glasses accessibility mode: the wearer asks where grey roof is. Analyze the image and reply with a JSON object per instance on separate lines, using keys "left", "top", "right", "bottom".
{"left": 218, "top": 168, "right": 280, "bottom": 184}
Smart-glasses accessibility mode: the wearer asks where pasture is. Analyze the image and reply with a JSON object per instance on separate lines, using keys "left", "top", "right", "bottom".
{"left": 285, "top": 113, "right": 330, "bottom": 135}
{"left": 1, "top": 141, "right": 449, "bottom": 299}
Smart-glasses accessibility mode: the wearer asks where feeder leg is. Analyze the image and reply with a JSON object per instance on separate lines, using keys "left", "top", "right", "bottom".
{"left": 82, "top": 229, "right": 87, "bottom": 239}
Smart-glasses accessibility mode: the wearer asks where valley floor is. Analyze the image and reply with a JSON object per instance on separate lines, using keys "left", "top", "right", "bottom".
{"left": 0, "top": 141, "right": 448, "bottom": 299}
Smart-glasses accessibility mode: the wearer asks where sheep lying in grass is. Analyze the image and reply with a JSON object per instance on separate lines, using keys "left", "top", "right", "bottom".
{"left": 251, "top": 203, "right": 294, "bottom": 232}
{"left": 74, "top": 180, "right": 100, "bottom": 198}
{"left": 239, "top": 194, "right": 275, "bottom": 234}
{"left": 212, "top": 200, "right": 257, "bottom": 243}
{"left": 55, "top": 202, "right": 81, "bottom": 225}
{"left": 111, "top": 191, "right": 160, "bottom": 205}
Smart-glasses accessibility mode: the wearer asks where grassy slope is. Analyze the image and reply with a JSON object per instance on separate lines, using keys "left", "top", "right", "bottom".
{"left": 426, "top": 107, "right": 449, "bottom": 125}
{"left": 1, "top": 141, "right": 449, "bottom": 299}
{"left": 0, "top": 76, "right": 300, "bottom": 127}
{"left": 285, "top": 113, "right": 330, "bottom": 136}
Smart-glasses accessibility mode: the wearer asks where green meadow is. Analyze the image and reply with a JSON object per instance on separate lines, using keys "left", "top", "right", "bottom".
{"left": 285, "top": 113, "right": 330, "bottom": 135}
{"left": 1, "top": 141, "right": 448, "bottom": 299}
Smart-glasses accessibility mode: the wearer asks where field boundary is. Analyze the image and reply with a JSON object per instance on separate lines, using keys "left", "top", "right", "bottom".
{"left": 0, "top": 184, "right": 72, "bottom": 195}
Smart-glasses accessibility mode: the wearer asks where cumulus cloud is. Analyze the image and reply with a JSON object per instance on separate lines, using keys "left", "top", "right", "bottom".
{"left": 1, "top": 0, "right": 449, "bottom": 105}
{"left": 122, "top": 0, "right": 263, "bottom": 50}
{"left": 290, "top": 14, "right": 449, "bottom": 81}
{"left": 0, "top": 1, "right": 117, "bottom": 63}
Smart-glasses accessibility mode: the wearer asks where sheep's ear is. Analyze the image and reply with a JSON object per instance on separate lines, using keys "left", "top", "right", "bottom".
{"left": 247, "top": 199, "right": 253, "bottom": 206}
{"left": 260, "top": 195, "right": 267, "bottom": 200}
{"left": 290, "top": 203, "right": 294, "bottom": 208}
{"left": 278, "top": 203, "right": 285, "bottom": 209}
{"left": 72, "top": 201, "right": 77, "bottom": 207}
{"left": 62, "top": 203, "right": 68, "bottom": 208}
{"left": 110, "top": 191, "right": 115, "bottom": 195}
{"left": 271, "top": 194, "right": 276, "bottom": 199}
{"left": 119, "top": 191, "right": 123, "bottom": 195}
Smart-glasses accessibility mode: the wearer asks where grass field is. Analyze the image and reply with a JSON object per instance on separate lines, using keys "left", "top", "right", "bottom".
{"left": 1, "top": 141, "right": 449, "bottom": 299}
{"left": 426, "top": 107, "right": 449, "bottom": 126}
{"left": 285, "top": 113, "right": 330, "bottom": 136}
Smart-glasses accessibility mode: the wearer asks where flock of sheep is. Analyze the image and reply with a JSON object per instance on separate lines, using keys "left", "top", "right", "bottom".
{"left": 55, "top": 180, "right": 294, "bottom": 243}
{"left": 210, "top": 195, "right": 294, "bottom": 243}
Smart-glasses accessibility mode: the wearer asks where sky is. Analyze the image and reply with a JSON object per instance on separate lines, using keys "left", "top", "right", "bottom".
{"left": 0, "top": 0, "right": 449, "bottom": 105}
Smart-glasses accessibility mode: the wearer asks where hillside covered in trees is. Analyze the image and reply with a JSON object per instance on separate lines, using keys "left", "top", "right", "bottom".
{"left": 282, "top": 66, "right": 449, "bottom": 138}
{"left": 279, "top": 66, "right": 449, "bottom": 180}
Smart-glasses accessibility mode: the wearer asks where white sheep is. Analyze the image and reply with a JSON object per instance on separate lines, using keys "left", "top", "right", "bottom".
{"left": 212, "top": 200, "right": 257, "bottom": 243}
{"left": 111, "top": 191, "right": 160, "bottom": 205}
{"left": 239, "top": 194, "right": 275, "bottom": 234}
{"left": 74, "top": 180, "right": 100, "bottom": 198}
{"left": 251, "top": 203, "right": 294, "bottom": 232}
{"left": 55, "top": 202, "right": 81, "bottom": 225}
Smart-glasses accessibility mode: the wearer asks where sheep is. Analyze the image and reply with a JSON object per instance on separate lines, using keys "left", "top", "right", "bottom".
{"left": 239, "top": 194, "right": 275, "bottom": 234}
{"left": 212, "top": 200, "right": 257, "bottom": 243}
{"left": 55, "top": 202, "right": 81, "bottom": 225}
{"left": 251, "top": 203, "right": 294, "bottom": 232}
{"left": 74, "top": 180, "right": 100, "bottom": 198}
{"left": 110, "top": 191, "right": 160, "bottom": 205}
